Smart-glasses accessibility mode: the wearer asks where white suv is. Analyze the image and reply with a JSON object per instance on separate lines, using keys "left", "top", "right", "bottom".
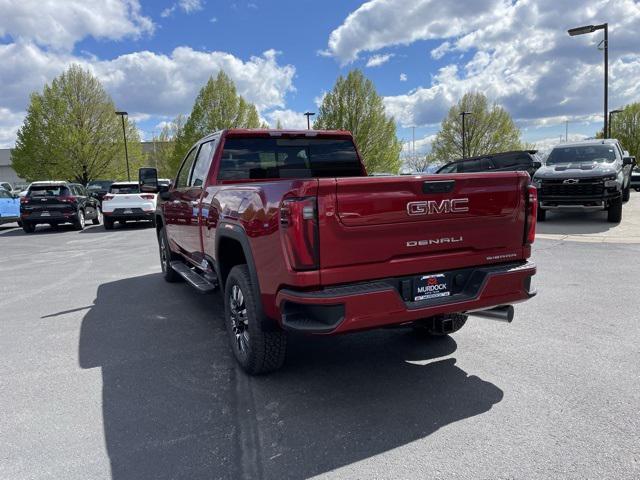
{"left": 101, "top": 182, "right": 156, "bottom": 230}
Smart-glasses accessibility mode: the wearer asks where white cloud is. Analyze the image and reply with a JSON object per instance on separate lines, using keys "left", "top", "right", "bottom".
{"left": 0, "top": 43, "right": 296, "bottom": 145}
{"left": 0, "top": 108, "right": 24, "bottom": 148}
{"left": 399, "top": 73, "right": 407, "bottom": 82}
{"left": 210, "top": 17, "right": 218, "bottom": 23}
{"left": 265, "top": 109, "right": 309, "bottom": 129}
{"left": 329, "top": 0, "right": 640, "bottom": 131}
{"left": 325, "top": 0, "right": 506, "bottom": 64}
{"left": 365, "top": 53, "right": 394, "bottom": 68}
{"left": 0, "top": 0, "right": 154, "bottom": 51}
{"left": 162, "top": 0, "right": 204, "bottom": 17}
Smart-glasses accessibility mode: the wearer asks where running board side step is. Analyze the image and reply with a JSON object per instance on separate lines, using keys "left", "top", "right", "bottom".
{"left": 170, "top": 261, "right": 218, "bottom": 293}
{"left": 467, "top": 305, "right": 514, "bottom": 323}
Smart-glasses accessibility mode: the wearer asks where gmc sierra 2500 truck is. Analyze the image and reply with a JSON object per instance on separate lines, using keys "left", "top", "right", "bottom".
{"left": 139, "top": 129, "right": 538, "bottom": 375}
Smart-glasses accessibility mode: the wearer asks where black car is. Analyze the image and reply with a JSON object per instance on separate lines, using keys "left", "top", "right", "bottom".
{"left": 533, "top": 139, "right": 636, "bottom": 223}
{"left": 436, "top": 150, "right": 541, "bottom": 177}
{"left": 86, "top": 179, "right": 114, "bottom": 203}
{"left": 20, "top": 181, "right": 102, "bottom": 233}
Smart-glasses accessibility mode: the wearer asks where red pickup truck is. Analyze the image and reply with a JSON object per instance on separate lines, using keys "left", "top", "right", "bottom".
{"left": 139, "top": 129, "right": 537, "bottom": 374}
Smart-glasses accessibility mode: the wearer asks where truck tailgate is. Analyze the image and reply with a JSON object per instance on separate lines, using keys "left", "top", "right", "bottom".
{"left": 318, "top": 173, "right": 529, "bottom": 285}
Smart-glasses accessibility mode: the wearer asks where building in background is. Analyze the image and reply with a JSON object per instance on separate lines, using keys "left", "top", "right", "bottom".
{"left": 0, "top": 148, "right": 23, "bottom": 184}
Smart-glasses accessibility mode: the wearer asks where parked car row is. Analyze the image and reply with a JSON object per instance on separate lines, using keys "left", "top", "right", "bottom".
{"left": 0, "top": 177, "right": 171, "bottom": 233}
{"left": 431, "top": 139, "right": 637, "bottom": 224}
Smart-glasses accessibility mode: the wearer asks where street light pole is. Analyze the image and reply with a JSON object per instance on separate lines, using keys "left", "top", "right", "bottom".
{"left": 459, "top": 111, "right": 472, "bottom": 158}
{"left": 115, "top": 111, "right": 130, "bottom": 181}
{"left": 568, "top": 23, "right": 608, "bottom": 137}
{"left": 608, "top": 109, "right": 623, "bottom": 138}
{"left": 304, "top": 112, "right": 315, "bottom": 130}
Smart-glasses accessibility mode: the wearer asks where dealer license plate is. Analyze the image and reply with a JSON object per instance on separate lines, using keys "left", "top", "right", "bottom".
{"left": 413, "top": 273, "right": 452, "bottom": 302}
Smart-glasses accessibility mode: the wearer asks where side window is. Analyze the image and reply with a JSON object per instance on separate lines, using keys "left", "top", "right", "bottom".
{"left": 69, "top": 185, "right": 78, "bottom": 195}
{"left": 190, "top": 139, "right": 217, "bottom": 187}
{"left": 175, "top": 147, "right": 198, "bottom": 189}
{"left": 0, "top": 189, "right": 10, "bottom": 198}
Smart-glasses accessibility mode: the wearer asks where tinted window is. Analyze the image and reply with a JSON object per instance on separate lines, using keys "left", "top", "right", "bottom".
{"left": 0, "top": 189, "right": 11, "bottom": 198}
{"left": 110, "top": 184, "right": 140, "bottom": 194}
{"left": 547, "top": 145, "right": 617, "bottom": 165}
{"left": 190, "top": 140, "right": 216, "bottom": 187}
{"left": 176, "top": 147, "right": 198, "bottom": 188}
{"left": 218, "top": 138, "right": 362, "bottom": 181}
{"left": 491, "top": 153, "right": 531, "bottom": 170}
{"left": 28, "top": 185, "right": 70, "bottom": 197}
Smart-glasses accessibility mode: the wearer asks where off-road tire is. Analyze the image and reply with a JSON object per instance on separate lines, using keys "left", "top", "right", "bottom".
{"left": 413, "top": 313, "right": 468, "bottom": 336}
{"left": 607, "top": 197, "right": 623, "bottom": 223}
{"left": 158, "top": 227, "right": 181, "bottom": 282}
{"left": 22, "top": 221, "right": 35, "bottom": 233}
{"left": 224, "top": 265, "right": 286, "bottom": 375}
{"left": 103, "top": 217, "right": 114, "bottom": 230}
{"left": 622, "top": 186, "right": 630, "bottom": 203}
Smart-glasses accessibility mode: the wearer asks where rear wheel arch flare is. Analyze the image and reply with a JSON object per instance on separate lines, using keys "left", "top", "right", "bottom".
{"left": 215, "top": 223, "right": 263, "bottom": 315}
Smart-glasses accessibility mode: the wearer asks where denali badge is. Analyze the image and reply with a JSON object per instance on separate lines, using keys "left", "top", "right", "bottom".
{"left": 407, "top": 198, "right": 469, "bottom": 216}
{"left": 407, "top": 236, "right": 463, "bottom": 247}
{"left": 563, "top": 178, "right": 579, "bottom": 184}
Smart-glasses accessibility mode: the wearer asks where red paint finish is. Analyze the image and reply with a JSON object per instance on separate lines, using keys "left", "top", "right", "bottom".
{"left": 161, "top": 129, "right": 537, "bottom": 330}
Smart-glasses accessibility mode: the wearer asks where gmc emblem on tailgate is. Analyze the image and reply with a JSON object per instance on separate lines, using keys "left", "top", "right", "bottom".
{"left": 406, "top": 198, "right": 469, "bottom": 216}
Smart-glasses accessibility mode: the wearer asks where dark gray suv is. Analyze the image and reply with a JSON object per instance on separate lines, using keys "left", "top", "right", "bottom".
{"left": 533, "top": 139, "right": 636, "bottom": 223}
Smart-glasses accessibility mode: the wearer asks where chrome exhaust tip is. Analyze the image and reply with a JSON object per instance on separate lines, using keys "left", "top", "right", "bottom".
{"left": 467, "top": 305, "right": 514, "bottom": 323}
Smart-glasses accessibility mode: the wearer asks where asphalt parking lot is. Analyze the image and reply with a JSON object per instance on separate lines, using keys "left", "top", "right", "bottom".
{"left": 1, "top": 197, "right": 639, "bottom": 480}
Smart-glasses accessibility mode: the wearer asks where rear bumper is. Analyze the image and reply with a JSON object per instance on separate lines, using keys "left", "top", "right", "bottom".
{"left": 0, "top": 215, "right": 20, "bottom": 225}
{"left": 538, "top": 191, "right": 620, "bottom": 210}
{"left": 276, "top": 261, "right": 536, "bottom": 334}
{"left": 103, "top": 211, "right": 154, "bottom": 221}
{"left": 21, "top": 211, "right": 75, "bottom": 224}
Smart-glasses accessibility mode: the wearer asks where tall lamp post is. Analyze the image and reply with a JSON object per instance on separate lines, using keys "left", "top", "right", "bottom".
{"left": 568, "top": 23, "right": 608, "bottom": 137}
{"left": 115, "top": 111, "right": 130, "bottom": 181}
{"left": 460, "top": 111, "right": 472, "bottom": 158}
{"left": 304, "top": 112, "right": 315, "bottom": 130}
{"left": 608, "top": 109, "right": 623, "bottom": 138}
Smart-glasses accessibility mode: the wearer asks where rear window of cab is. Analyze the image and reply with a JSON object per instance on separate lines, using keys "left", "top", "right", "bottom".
{"left": 27, "top": 186, "right": 70, "bottom": 197}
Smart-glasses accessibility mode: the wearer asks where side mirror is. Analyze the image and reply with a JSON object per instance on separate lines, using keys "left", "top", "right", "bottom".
{"left": 532, "top": 161, "right": 542, "bottom": 169}
{"left": 139, "top": 167, "right": 159, "bottom": 193}
{"left": 622, "top": 156, "right": 636, "bottom": 167}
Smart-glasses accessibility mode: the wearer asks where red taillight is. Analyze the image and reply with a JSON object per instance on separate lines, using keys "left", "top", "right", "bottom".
{"left": 141, "top": 194, "right": 155, "bottom": 200}
{"left": 103, "top": 194, "right": 114, "bottom": 201}
{"left": 60, "top": 195, "right": 77, "bottom": 203}
{"left": 280, "top": 197, "right": 319, "bottom": 270}
{"left": 525, "top": 185, "right": 537, "bottom": 245}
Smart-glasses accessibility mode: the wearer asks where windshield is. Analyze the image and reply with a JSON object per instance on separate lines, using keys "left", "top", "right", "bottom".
{"left": 28, "top": 185, "right": 70, "bottom": 197}
{"left": 110, "top": 184, "right": 140, "bottom": 194}
{"left": 547, "top": 145, "right": 617, "bottom": 165}
{"left": 218, "top": 137, "right": 363, "bottom": 180}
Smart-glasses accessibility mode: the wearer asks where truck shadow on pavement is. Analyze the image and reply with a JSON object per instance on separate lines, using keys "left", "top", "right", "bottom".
{"left": 79, "top": 273, "right": 503, "bottom": 480}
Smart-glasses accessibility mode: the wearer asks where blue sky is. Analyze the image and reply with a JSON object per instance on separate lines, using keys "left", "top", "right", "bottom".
{"left": 1, "top": 0, "right": 640, "bottom": 157}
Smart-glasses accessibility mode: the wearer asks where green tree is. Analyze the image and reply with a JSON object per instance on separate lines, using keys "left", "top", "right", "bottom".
{"left": 605, "top": 103, "right": 640, "bottom": 159}
{"left": 146, "top": 115, "right": 186, "bottom": 178}
{"left": 314, "top": 70, "right": 402, "bottom": 173}
{"left": 12, "top": 64, "right": 142, "bottom": 184}
{"left": 431, "top": 92, "right": 524, "bottom": 162}
{"left": 172, "top": 71, "right": 261, "bottom": 165}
